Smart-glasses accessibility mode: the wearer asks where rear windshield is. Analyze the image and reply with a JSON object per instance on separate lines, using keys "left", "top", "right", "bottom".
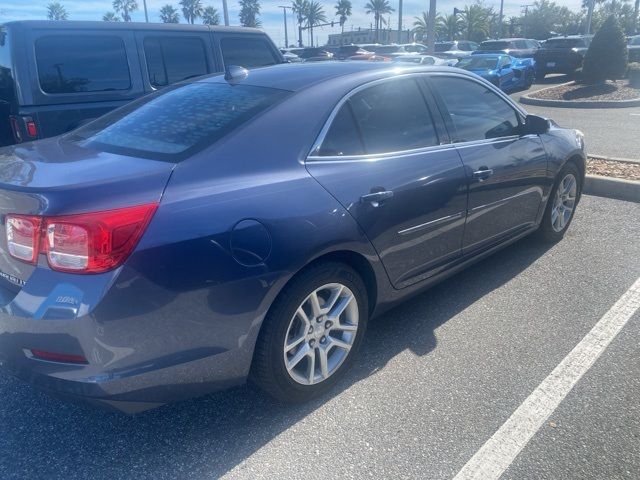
{"left": 35, "top": 35, "right": 131, "bottom": 94}
{"left": 629, "top": 37, "right": 640, "bottom": 46}
{"left": 435, "top": 43, "right": 454, "bottom": 52}
{"left": 479, "top": 41, "right": 511, "bottom": 50}
{"left": 544, "top": 38, "right": 587, "bottom": 49}
{"left": 338, "top": 46, "right": 360, "bottom": 54}
{"left": 67, "top": 82, "right": 289, "bottom": 161}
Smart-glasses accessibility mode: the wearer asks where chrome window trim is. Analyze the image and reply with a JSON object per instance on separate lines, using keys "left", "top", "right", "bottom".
{"left": 306, "top": 71, "right": 528, "bottom": 164}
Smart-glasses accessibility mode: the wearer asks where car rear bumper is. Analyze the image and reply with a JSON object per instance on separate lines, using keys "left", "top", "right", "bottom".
{"left": 0, "top": 263, "right": 268, "bottom": 413}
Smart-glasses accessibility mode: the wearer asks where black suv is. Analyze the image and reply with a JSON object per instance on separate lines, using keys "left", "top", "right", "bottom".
{"left": 534, "top": 35, "right": 592, "bottom": 78}
{"left": 474, "top": 38, "right": 540, "bottom": 58}
{"left": 0, "top": 21, "right": 283, "bottom": 146}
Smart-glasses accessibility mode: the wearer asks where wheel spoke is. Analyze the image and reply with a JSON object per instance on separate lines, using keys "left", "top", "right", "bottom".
{"left": 307, "top": 350, "right": 316, "bottom": 383}
{"left": 307, "top": 291, "right": 322, "bottom": 318}
{"left": 322, "top": 285, "right": 344, "bottom": 314}
{"left": 551, "top": 207, "right": 559, "bottom": 227}
{"left": 285, "top": 334, "right": 305, "bottom": 353}
{"left": 563, "top": 176, "right": 575, "bottom": 195}
{"left": 331, "top": 321, "right": 357, "bottom": 332}
{"left": 296, "top": 307, "right": 311, "bottom": 327}
{"left": 318, "top": 346, "right": 329, "bottom": 379}
{"left": 330, "top": 337, "right": 352, "bottom": 352}
{"left": 328, "top": 291, "right": 354, "bottom": 319}
{"left": 287, "top": 344, "right": 310, "bottom": 372}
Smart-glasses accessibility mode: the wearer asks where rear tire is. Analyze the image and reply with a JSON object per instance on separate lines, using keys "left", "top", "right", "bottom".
{"left": 251, "top": 262, "right": 368, "bottom": 403}
{"left": 537, "top": 163, "right": 581, "bottom": 243}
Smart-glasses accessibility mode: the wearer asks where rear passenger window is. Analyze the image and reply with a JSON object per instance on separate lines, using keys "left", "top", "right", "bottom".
{"left": 431, "top": 76, "right": 520, "bottom": 141}
{"left": 35, "top": 35, "right": 130, "bottom": 94}
{"left": 144, "top": 37, "right": 209, "bottom": 88}
{"left": 220, "top": 37, "right": 279, "bottom": 68}
{"left": 318, "top": 103, "right": 364, "bottom": 156}
{"left": 348, "top": 78, "right": 438, "bottom": 154}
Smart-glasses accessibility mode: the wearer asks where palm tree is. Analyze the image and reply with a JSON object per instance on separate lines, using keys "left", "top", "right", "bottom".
{"left": 412, "top": 11, "right": 430, "bottom": 40}
{"left": 305, "top": 0, "right": 326, "bottom": 46}
{"left": 46, "top": 1, "right": 68, "bottom": 20}
{"left": 202, "top": 6, "right": 220, "bottom": 25}
{"left": 159, "top": 4, "right": 180, "bottom": 23}
{"left": 113, "top": 0, "right": 138, "bottom": 22}
{"left": 365, "top": 0, "right": 394, "bottom": 42}
{"left": 292, "top": 0, "right": 309, "bottom": 46}
{"left": 239, "top": 0, "right": 261, "bottom": 27}
{"left": 335, "top": 0, "right": 352, "bottom": 44}
{"left": 461, "top": 3, "right": 491, "bottom": 42}
{"left": 179, "top": 0, "right": 203, "bottom": 24}
{"left": 437, "top": 13, "right": 461, "bottom": 40}
{"left": 103, "top": 11, "right": 121, "bottom": 21}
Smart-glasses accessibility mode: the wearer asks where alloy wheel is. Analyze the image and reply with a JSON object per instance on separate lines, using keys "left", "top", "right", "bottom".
{"left": 283, "top": 283, "right": 359, "bottom": 385}
{"left": 551, "top": 173, "right": 577, "bottom": 232}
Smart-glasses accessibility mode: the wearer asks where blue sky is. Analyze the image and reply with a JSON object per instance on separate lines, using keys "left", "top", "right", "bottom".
{"left": 0, "top": 0, "right": 585, "bottom": 46}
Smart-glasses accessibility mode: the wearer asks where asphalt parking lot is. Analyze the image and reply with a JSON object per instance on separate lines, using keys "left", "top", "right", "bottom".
{"left": 510, "top": 76, "right": 640, "bottom": 160}
{"left": 0, "top": 194, "right": 638, "bottom": 480}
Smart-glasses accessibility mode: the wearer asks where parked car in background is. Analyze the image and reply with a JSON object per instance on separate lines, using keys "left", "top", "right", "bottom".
{"left": 628, "top": 35, "right": 640, "bottom": 62}
{"left": 298, "top": 47, "right": 334, "bottom": 61}
{"left": 334, "top": 45, "right": 371, "bottom": 60}
{"left": 434, "top": 40, "right": 479, "bottom": 59}
{"left": 534, "top": 35, "right": 592, "bottom": 78}
{"left": 393, "top": 55, "right": 455, "bottom": 66}
{"left": 457, "top": 54, "right": 535, "bottom": 91}
{"left": 280, "top": 49, "right": 303, "bottom": 62}
{"left": 0, "top": 61, "right": 586, "bottom": 413}
{"left": 474, "top": 38, "right": 540, "bottom": 58}
{"left": 0, "top": 20, "right": 283, "bottom": 147}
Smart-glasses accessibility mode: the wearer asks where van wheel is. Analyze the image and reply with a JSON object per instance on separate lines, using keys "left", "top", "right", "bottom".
{"left": 251, "top": 262, "right": 368, "bottom": 403}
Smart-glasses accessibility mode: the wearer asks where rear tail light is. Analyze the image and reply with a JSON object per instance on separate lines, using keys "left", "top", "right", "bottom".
{"left": 25, "top": 118, "right": 38, "bottom": 138}
{"left": 6, "top": 215, "right": 41, "bottom": 264}
{"left": 5, "top": 203, "right": 157, "bottom": 273}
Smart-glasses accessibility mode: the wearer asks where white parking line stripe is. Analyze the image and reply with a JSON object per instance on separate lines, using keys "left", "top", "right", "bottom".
{"left": 453, "top": 277, "right": 640, "bottom": 480}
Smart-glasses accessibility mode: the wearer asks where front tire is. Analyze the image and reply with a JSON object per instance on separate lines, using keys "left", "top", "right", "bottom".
{"left": 537, "top": 163, "right": 581, "bottom": 242}
{"left": 251, "top": 262, "right": 368, "bottom": 403}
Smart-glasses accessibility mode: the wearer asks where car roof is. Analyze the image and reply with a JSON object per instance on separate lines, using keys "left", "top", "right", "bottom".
{"left": 203, "top": 62, "right": 466, "bottom": 92}
{"left": 547, "top": 35, "right": 592, "bottom": 40}
{"left": 482, "top": 38, "right": 526, "bottom": 42}
{"left": 0, "top": 20, "right": 264, "bottom": 35}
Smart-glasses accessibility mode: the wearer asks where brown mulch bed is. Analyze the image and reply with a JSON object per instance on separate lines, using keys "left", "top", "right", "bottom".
{"left": 530, "top": 80, "right": 640, "bottom": 101}
{"left": 587, "top": 157, "right": 640, "bottom": 181}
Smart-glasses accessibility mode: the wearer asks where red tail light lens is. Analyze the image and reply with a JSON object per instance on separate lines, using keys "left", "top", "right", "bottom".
{"left": 6, "top": 215, "right": 41, "bottom": 264}
{"left": 5, "top": 203, "right": 157, "bottom": 273}
{"left": 26, "top": 120, "right": 38, "bottom": 138}
{"left": 29, "top": 349, "right": 88, "bottom": 364}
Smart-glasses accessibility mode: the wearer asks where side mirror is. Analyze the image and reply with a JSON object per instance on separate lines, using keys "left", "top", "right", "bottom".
{"left": 523, "top": 114, "right": 550, "bottom": 135}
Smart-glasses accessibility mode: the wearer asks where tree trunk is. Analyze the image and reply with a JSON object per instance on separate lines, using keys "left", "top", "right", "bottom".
{"left": 311, "top": 25, "right": 314, "bottom": 47}
{"left": 426, "top": 0, "right": 436, "bottom": 54}
{"left": 634, "top": 0, "right": 639, "bottom": 34}
{"left": 341, "top": 22, "right": 345, "bottom": 45}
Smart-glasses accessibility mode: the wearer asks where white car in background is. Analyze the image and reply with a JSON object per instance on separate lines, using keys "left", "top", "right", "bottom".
{"left": 393, "top": 55, "right": 458, "bottom": 66}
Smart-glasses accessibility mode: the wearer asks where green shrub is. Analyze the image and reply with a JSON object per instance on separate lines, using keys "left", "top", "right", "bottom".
{"left": 629, "top": 63, "right": 640, "bottom": 88}
{"left": 582, "top": 15, "right": 628, "bottom": 84}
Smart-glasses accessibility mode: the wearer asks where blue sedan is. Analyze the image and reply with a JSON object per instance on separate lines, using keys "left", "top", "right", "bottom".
{"left": 457, "top": 53, "right": 536, "bottom": 91}
{"left": 0, "top": 62, "right": 585, "bottom": 412}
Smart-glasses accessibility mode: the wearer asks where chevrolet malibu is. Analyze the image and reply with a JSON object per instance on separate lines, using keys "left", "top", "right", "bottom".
{"left": 0, "top": 62, "right": 585, "bottom": 413}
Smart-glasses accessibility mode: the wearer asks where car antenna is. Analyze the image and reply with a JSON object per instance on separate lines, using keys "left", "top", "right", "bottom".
{"left": 225, "top": 65, "right": 249, "bottom": 84}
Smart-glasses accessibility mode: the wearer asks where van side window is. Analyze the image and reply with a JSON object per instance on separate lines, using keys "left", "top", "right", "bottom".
{"left": 35, "top": 36, "right": 130, "bottom": 94}
{"left": 220, "top": 37, "right": 280, "bottom": 68}
{"left": 144, "top": 37, "right": 209, "bottom": 88}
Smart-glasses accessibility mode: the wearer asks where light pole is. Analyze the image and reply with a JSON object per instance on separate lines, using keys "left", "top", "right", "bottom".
{"left": 397, "top": 0, "right": 403, "bottom": 44}
{"left": 142, "top": 0, "right": 149, "bottom": 22}
{"left": 222, "top": 0, "right": 229, "bottom": 26}
{"left": 498, "top": 0, "right": 504, "bottom": 38}
{"left": 585, "top": 0, "right": 595, "bottom": 34}
{"left": 278, "top": 5, "right": 292, "bottom": 48}
{"left": 427, "top": 0, "right": 436, "bottom": 54}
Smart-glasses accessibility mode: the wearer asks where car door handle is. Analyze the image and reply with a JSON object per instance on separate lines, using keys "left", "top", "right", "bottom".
{"left": 360, "top": 190, "right": 394, "bottom": 206}
{"left": 473, "top": 168, "right": 494, "bottom": 181}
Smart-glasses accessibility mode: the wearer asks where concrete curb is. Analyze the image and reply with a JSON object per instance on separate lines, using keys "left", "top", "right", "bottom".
{"left": 584, "top": 175, "right": 640, "bottom": 203}
{"left": 589, "top": 155, "right": 640, "bottom": 165}
{"left": 520, "top": 81, "right": 640, "bottom": 108}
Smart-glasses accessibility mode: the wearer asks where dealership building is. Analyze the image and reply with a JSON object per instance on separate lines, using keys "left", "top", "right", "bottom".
{"left": 326, "top": 28, "right": 414, "bottom": 46}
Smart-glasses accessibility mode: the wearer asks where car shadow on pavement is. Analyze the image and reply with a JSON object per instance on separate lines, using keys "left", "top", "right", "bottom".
{"left": 0, "top": 235, "right": 554, "bottom": 480}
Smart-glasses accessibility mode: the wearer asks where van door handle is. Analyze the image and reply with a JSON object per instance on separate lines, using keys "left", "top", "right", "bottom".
{"left": 473, "top": 167, "right": 493, "bottom": 181}
{"left": 360, "top": 190, "right": 394, "bottom": 207}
